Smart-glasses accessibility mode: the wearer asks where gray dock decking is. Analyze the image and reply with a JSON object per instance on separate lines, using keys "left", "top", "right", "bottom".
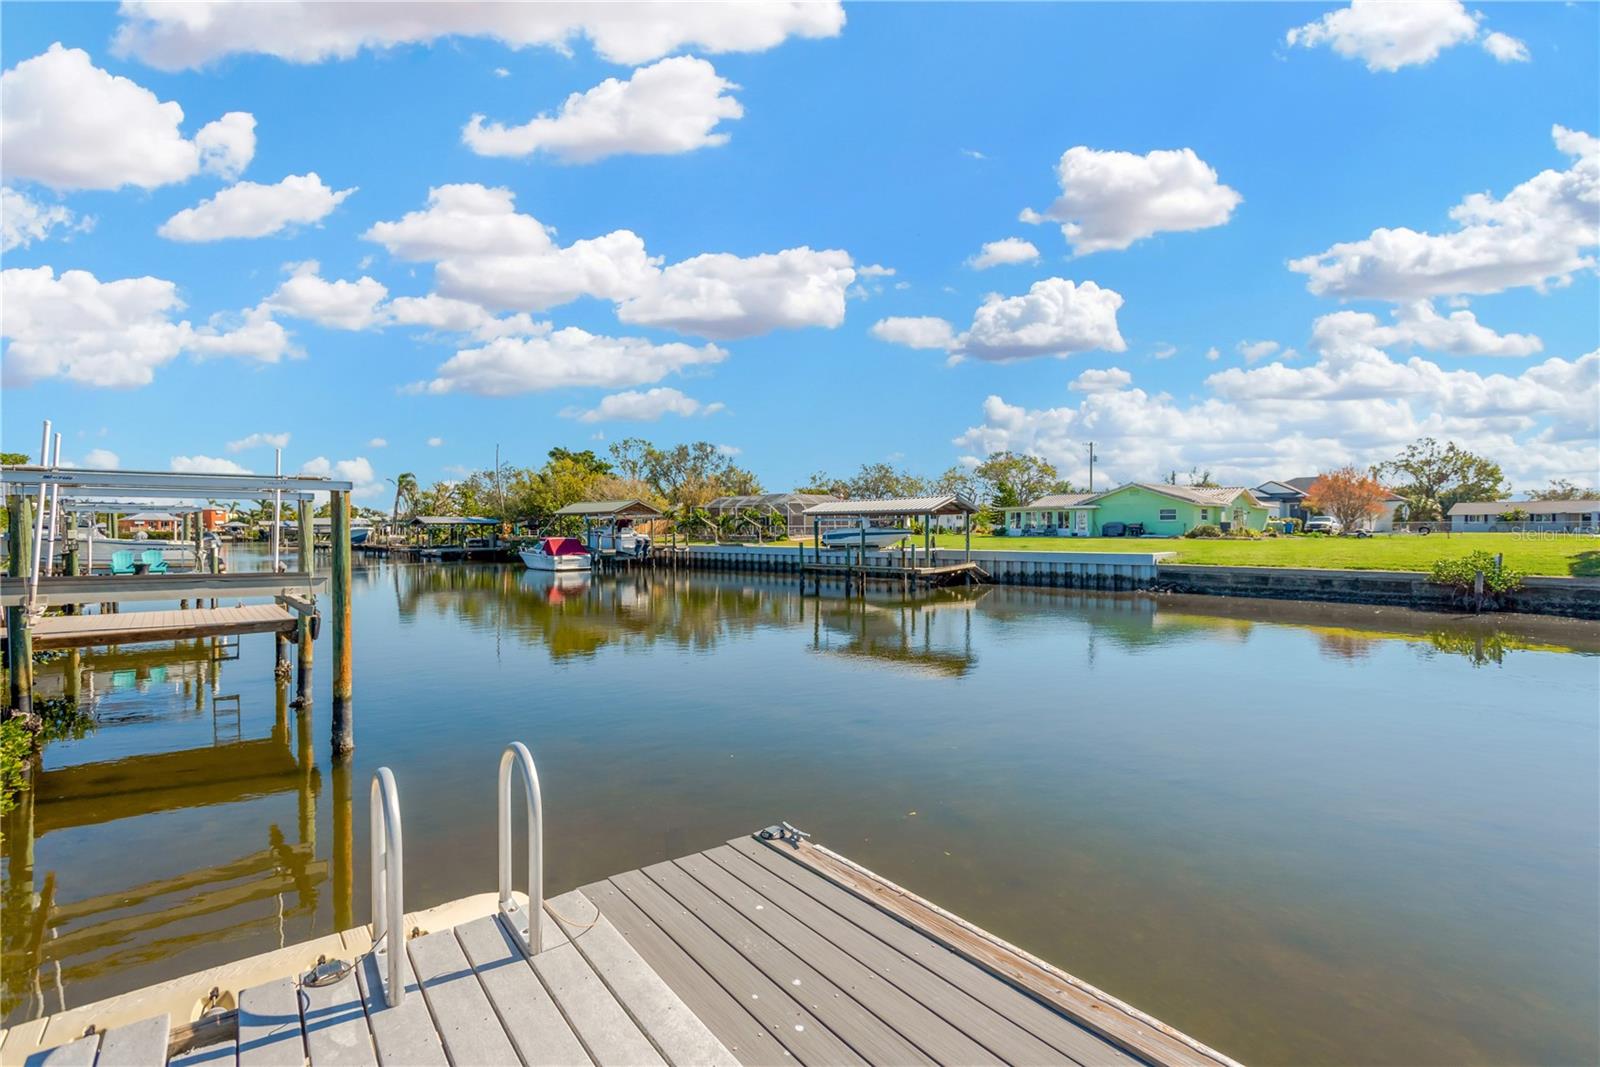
{"left": 9, "top": 836, "right": 1236, "bottom": 1067}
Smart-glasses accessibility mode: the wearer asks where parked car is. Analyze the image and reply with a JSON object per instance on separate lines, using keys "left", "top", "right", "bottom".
{"left": 1305, "top": 516, "right": 1342, "bottom": 534}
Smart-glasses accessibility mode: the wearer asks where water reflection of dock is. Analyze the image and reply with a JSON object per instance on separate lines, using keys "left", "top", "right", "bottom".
{"left": 1, "top": 672, "right": 352, "bottom": 1027}
{"left": 811, "top": 587, "right": 987, "bottom": 677}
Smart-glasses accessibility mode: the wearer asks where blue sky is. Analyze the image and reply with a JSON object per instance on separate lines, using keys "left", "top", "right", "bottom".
{"left": 3, "top": 1, "right": 1596, "bottom": 501}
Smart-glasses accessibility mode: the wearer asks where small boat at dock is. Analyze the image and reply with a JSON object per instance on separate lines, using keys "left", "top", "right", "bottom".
{"left": 821, "top": 524, "right": 913, "bottom": 549}
{"left": 520, "top": 536, "right": 592, "bottom": 572}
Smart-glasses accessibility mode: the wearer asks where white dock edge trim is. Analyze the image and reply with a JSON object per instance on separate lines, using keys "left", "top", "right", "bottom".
{"left": 808, "top": 840, "right": 1248, "bottom": 1067}
{"left": 369, "top": 766, "right": 405, "bottom": 1006}
{"left": 498, "top": 741, "right": 545, "bottom": 956}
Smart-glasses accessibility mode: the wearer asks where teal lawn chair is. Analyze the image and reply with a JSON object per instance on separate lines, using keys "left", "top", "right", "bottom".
{"left": 140, "top": 549, "right": 169, "bottom": 574}
{"left": 110, "top": 550, "right": 136, "bottom": 575}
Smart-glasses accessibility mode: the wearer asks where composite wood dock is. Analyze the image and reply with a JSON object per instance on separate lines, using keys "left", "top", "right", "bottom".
{"left": 0, "top": 604, "right": 298, "bottom": 652}
{"left": 2, "top": 835, "right": 1237, "bottom": 1067}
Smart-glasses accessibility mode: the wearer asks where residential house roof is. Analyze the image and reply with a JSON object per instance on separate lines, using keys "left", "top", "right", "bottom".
{"left": 1112, "top": 482, "right": 1266, "bottom": 508}
{"left": 1448, "top": 499, "right": 1600, "bottom": 516}
{"left": 408, "top": 515, "right": 499, "bottom": 526}
{"left": 802, "top": 495, "right": 980, "bottom": 517}
{"left": 1258, "top": 476, "right": 1405, "bottom": 503}
{"left": 553, "top": 499, "right": 665, "bottom": 518}
{"left": 1006, "top": 493, "right": 1100, "bottom": 511}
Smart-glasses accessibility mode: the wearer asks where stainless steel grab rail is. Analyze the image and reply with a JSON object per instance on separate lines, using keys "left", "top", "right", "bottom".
{"left": 369, "top": 766, "right": 405, "bottom": 1006}
{"left": 497, "top": 742, "right": 544, "bottom": 957}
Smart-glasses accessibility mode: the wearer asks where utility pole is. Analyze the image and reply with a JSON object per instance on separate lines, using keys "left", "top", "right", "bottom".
{"left": 1087, "top": 442, "right": 1097, "bottom": 493}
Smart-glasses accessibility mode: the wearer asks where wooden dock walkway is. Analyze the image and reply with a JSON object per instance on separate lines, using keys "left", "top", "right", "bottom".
{"left": 2, "top": 835, "right": 1237, "bottom": 1067}
{"left": 0, "top": 604, "right": 296, "bottom": 652}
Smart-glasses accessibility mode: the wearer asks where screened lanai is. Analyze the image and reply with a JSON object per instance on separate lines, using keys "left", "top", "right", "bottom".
{"left": 704, "top": 493, "right": 843, "bottom": 539}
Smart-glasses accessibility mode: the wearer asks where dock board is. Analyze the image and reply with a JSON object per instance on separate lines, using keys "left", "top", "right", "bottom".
{"left": 10, "top": 837, "right": 1236, "bottom": 1067}
{"left": 1, "top": 604, "right": 297, "bottom": 651}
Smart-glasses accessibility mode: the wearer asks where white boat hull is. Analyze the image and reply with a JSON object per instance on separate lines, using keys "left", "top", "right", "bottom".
{"left": 519, "top": 548, "right": 592, "bottom": 572}
{"left": 820, "top": 527, "right": 912, "bottom": 550}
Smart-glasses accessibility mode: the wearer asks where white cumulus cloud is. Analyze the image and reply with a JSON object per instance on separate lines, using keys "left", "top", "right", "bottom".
{"left": 1285, "top": 1, "right": 1527, "bottom": 71}
{"left": 194, "top": 111, "right": 256, "bottom": 179}
{"left": 954, "top": 329, "right": 1598, "bottom": 492}
{"left": 171, "top": 454, "right": 251, "bottom": 474}
{"left": 82, "top": 448, "right": 120, "bottom": 468}
{"left": 1481, "top": 31, "right": 1530, "bottom": 64}
{"left": 959, "top": 278, "right": 1126, "bottom": 362}
{"left": 269, "top": 261, "right": 388, "bottom": 329}
{"left": 617, "top": 247, "right": 856, "bottom": 340}
{"left": 160, "top": 173, "right": 355, "bottom": 241}
{"left": 114, "top": 1, "right": 845, "bottom": 69}
{"left": 227, "top": 431, "right": 291, "bottom": 452}
{"left": 2, "top": 186, "right": 89, "bottom": 251}
{"left": 363, "top": 183, "right": 657, "bottom": 310}
{"left": 413, "top": 327, "right": 727, "bottom": 396}
{"left": 567, "top": 387, "right": 725, "bottom": 423}
{"left": 1, "top": 266, "right": 290, "bottom": 388}
{"left": 367, "top": 437, "right": 388, "bottom": 448}
{"left": 1237, "top": 339, "right": 1282, "bottom": 363}
{"left": 1, "top": 43, "right": 254, "bottom": 190}
{"left": 1021, "top": 145, "right": 1241, "bottom": 255}
{"left": 363, "top": 184, "right": 859, "bottom": 339}
{"left": 1068, "top": 367, "right": 1133, "bottom": 393}
{"left": 1291, "top": 126, "right": 1597, "bottom": 300}
{"left": 969, "top": 237, "right": 1040, "bottom": 270}
{"left": 300, "top": 455, "right": 383, "bottom": 498}
{"left": 464, "top": 56, "right": 742, "bottom": 163}
{"left": 873, "top": 279, "right": 1126, "bottom": 362}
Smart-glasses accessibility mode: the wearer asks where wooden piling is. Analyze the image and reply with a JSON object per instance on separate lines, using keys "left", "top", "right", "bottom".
{"left": 331, "top": 757, "right": 354, "bottom": 932}
{"left": 6, "top": 494, "right": 36, "bottom": 718}
{"left": 295, "top": 613, "right": 314, "bottom": 707}
{"left": 330, "top": 489, "right": 353, "bottom": 756}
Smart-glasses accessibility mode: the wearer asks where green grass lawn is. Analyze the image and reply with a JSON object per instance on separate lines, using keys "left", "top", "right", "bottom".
{"left": 955, "top": 532, "right": 1600, "bottom": 577}
{"left": 772, "top": 532, "right": 1599, "bottom": 577}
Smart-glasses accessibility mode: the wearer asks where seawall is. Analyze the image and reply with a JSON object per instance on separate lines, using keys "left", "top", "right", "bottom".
{"left": 666, "top": 544, "right": 1600, "bottom": 620}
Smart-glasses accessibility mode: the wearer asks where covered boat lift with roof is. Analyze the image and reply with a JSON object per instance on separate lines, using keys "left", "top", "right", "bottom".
{"left": 799, "top": 495, "right": 987, "bottom": 588}
{"left": 551, "top": 499, "right": 667, "bottom": 557}
{"left": 2, "top": 458, "right": 360, "bottom": 754}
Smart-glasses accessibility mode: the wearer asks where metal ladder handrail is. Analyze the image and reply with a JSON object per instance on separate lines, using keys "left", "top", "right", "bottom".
{"left": 369, "top": 766, "right": 405, "bottom": 1006}
{"left": 497, "top": 741, "right": 544, "bottom": 957}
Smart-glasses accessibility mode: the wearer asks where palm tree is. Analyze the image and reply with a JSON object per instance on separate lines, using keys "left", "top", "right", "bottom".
{"left": 390, "top": 472, "right": 418, "bottom": 523}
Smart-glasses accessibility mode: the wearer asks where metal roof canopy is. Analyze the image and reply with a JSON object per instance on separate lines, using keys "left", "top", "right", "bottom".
{"left": 553, "top": 499, "right": 666, "bottom": 518}
{"left": 802, "top": 495, "right": 980, "bottom": 518}
{"left": 61, "top": 501, "right": 210, "bottom": 513}
{"left": 1, "top": 466, "right": 349, "bottom": 496}
{"left": 408, "top": 515, "right": 499, "bottom": 526}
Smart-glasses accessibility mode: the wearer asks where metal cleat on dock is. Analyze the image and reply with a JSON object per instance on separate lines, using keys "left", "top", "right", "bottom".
{"left": 757, "top": 820, "right": 811, "bottom": 846}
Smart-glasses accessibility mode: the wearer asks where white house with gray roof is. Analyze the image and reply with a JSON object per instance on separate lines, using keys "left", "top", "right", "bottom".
{"left": 1448, "top": 500, "right": 1600, "bottom": 532}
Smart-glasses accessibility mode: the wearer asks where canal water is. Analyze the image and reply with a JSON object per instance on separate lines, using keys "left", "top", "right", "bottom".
{"left": 4, "top": 549, "right": 1597, "bottom": 1065}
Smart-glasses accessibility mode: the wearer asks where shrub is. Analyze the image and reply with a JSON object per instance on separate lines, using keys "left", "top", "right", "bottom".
{"left": 1184, "top": 524, "right": 1222, "bottom": 539}
{"left": 1429, "top": 550, "right": 1526, "bottom": 602}
{"left": 1224, "top": 526, "right": 1262, "bottom": 539}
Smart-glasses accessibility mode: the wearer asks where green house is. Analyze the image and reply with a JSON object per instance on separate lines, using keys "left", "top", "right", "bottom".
{"left": 1086, "top": 483, "right": 1271, "bottom": 535}
{"left": 1005, "top": 482, "right": 1273, "bottom": 537}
